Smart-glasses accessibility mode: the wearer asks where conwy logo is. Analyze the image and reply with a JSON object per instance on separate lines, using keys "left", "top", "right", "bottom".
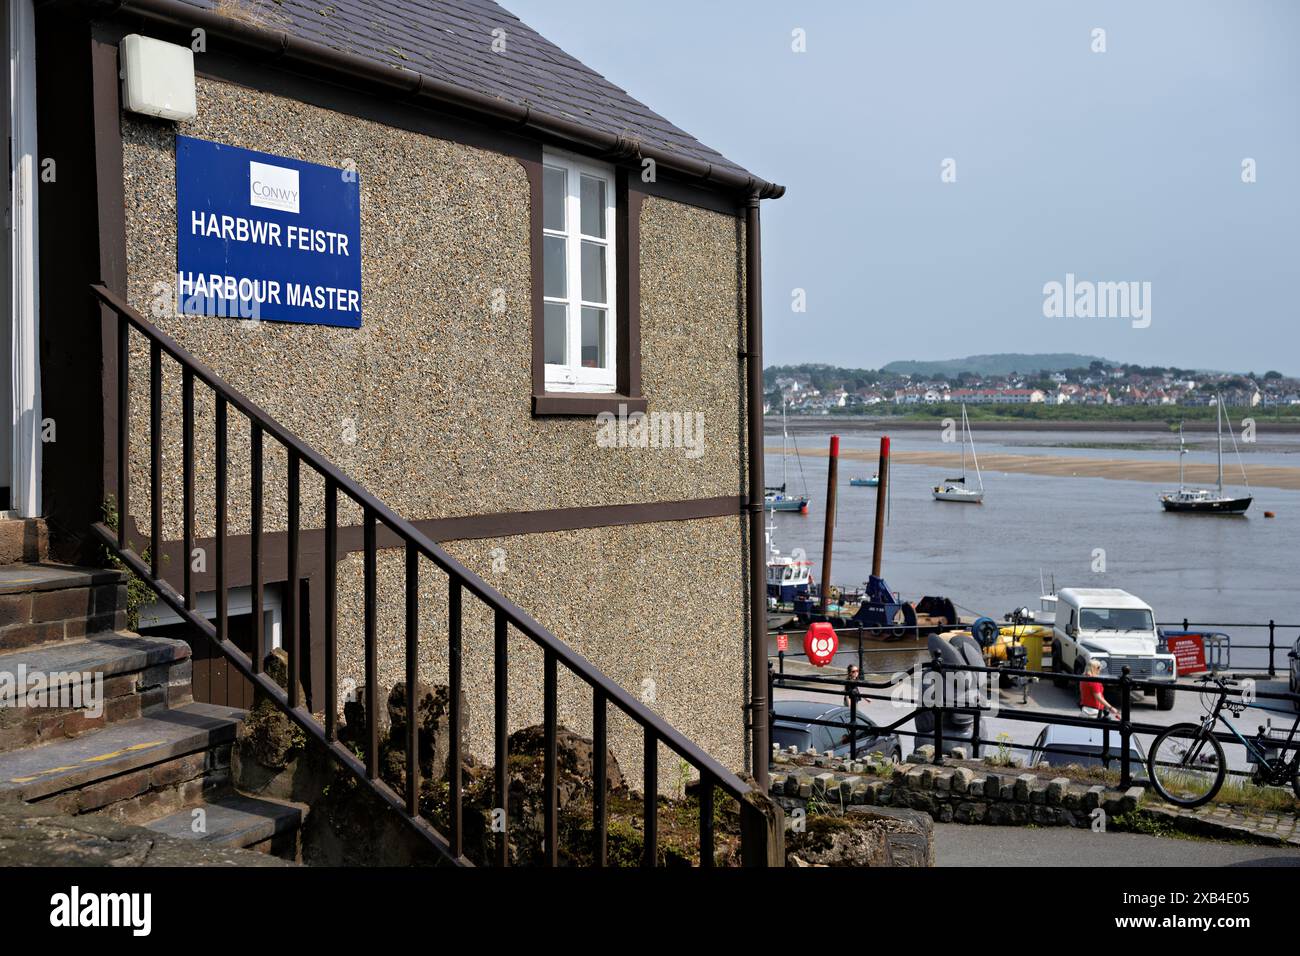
{"left": 249, "top": 160, "right": 300, "bottom": 214}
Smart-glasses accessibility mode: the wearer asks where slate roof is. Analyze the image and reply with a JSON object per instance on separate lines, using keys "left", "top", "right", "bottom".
{"left": 181, "top": 0, "right": 770, "bottom": 187}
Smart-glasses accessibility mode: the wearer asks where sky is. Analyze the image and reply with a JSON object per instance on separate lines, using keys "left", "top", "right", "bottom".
{"left": 504, "top": 0, "right": 1300, "bottom": 375}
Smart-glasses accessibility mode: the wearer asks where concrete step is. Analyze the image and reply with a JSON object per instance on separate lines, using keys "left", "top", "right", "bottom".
{"left": 0, "top": 518, "right": 47, "bottom": 565}
{"left": 0, "top": 563, "right": 128, "bottom": 651}
{"left": 0, "top": 633, "right": 192, "bottom": 750}
{"left": 0, "top": 702, "right": 244, "bottom": 823}
{"left": 144, "top": 793, "right": 306, "bottom": 859}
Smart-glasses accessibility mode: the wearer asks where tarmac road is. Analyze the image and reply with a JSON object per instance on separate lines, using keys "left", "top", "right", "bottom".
{"left": 934, "top": 823, "right": 1300, "bottom": 866}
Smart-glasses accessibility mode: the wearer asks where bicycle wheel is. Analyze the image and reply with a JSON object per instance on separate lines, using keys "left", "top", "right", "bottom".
{"left": 1148, "top": 723, "right": 1226, "bottom": 808}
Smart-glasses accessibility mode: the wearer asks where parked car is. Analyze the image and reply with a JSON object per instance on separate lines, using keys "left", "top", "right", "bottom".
{"left": 771, "top": 699, "right": 901, "bottom": 761}
{"left": 1027, "top": 723, "right": 1146, "bottom": 770}
{"left": 1289, "top": 636, "right": 1299, "bottom": 711}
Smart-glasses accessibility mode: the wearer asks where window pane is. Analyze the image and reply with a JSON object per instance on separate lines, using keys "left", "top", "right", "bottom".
{"left": 581, "top": 241, "right": 606, "bottom": 303}
{"left": 543, "top": 167, "right": 566, "bottom": 232}
{"left": 544, "top": 235, "right": 566, "bottom": 299}
{"left": 580, "top": 175, "right": 606, "bottom": 238}
{"left": 581, "top": 307, "right": 606, "bottom": 369}
{"left": 544, "top": 302, "right": 567, "bottom": 365}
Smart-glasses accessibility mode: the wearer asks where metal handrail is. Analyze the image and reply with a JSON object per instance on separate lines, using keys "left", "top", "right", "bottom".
{"left": 91, "top": 283, "right": 761, "bottom": 868}
{"left": 771, "top": 658, "right": 1300, "bottom": 790}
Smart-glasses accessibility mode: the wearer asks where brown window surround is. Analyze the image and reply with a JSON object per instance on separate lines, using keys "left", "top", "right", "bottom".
{"left": 525, "top": 157, "right": 646, "bottom": 416}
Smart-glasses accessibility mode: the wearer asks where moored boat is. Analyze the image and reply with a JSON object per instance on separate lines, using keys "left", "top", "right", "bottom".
{"left": 1158, "top": 404, "right": 1252, "bottom": 515}
{"left": 849, "top": 475, "right": 878, "bottom": 487}
{"left": 767, "top": 399, "right": 811, "bottom": 513}
{"left": 933, "top": 403, "right": 984, "bottom": 503}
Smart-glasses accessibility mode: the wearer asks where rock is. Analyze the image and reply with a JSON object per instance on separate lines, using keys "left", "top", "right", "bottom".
{"left": 264, "top": 648, "right": 290, "bottom": 690}
{"left": 1121, "top": 786, "right": 1144, "bottom": 813}
{"left": 1014, "top": 774, "right": 1036, "bottom": 801}
{"left": 950, "top": 746, "right": 969, "bottom": 760}
{"left": 239, "top": 697, "right": 305, "bottom": 771}
{"left": 1046, "top": 778, "right": 1069, "bottom": 806}
{"left": 507, "top": 724, "right": 625, "bottom": 792}
{"left": 788, "top": 807, "right": 934, "bottom": 867}
{"left": 951, "top": 768, "right": 973, "bottom": 794}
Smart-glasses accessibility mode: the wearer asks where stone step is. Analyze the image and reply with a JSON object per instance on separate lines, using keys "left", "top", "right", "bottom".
{"left": 0, "top": 633, "right": 192, "bottom": 751}
{"left": 0, "top": 563, "right": 129, "bottom": 651}
{"left": 0, "top": 702, "right": 244, "bottom": 814}
{"left": 144, "top": 793, "right": 306, "bottom": 859}
{"left": 0, "top": 518, "right": 48, "bottom": 565}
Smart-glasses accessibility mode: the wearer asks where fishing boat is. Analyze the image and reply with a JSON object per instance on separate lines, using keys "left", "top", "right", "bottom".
{"left": 849, "top": 475, "right": 879, "bottom": 487}
{"left": 932, "top": 403, "right": 984, "bottom": 503}
{"left": 766, "top": 400, "right": 811, "bottom": 513}
{"left": 1159, "top": 402, "right": 1252, "bottom": 515}
{"left": 765, "top": 515, "right": 812, "bottom": 603}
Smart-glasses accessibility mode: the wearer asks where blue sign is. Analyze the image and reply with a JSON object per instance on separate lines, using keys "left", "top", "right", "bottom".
{"left": 175, "top": 135, "right": 362, "bottom": 328}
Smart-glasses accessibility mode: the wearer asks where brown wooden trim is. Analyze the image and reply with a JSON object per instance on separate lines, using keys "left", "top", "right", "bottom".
{"left": 523, "top": 153, "right": 547, "bottom": 401}
{"left": 34, "top": 15, "right": 129, "bottom": 562}
{"left": 408, "top": 495, "right": 741, "bottom": 542}
{"left": 144, "top": 495, "right": 741, "bottom": 576}
{"left": 92, "top": 29, "right": 128, "bottom": 542}
{"left": 616, "top": 171, "right": 644, "bottom": 398}
{"left": 635, "top": 172, "right": 744, "bottom": 218}
{"left": 531, "top": 393, "right": 646, "bottom": 417}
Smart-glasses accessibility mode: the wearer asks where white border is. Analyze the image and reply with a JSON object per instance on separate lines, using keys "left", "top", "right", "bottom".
{"left": 542, "top": 148, "right": 616, "bottom": 393}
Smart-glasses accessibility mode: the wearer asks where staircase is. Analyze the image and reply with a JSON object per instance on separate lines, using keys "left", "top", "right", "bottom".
{"left": 0, "top": 517, "right": 305, "bottom": 860}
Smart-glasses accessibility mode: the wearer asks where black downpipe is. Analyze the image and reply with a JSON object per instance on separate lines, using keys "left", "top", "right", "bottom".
{"left": 746, "top": 197, "right": 769, "bottom": 786}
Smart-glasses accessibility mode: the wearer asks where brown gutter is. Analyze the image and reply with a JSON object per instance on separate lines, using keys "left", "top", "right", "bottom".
{"left": 744, "top": 196, "right": 769, "bottom": 786}
{"left": 68, "top": 0, "right": 785, "bottom": 200}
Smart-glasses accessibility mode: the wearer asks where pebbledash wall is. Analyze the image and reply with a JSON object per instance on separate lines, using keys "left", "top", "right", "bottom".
{"left": 118, "top": 75, "right": 752, "bottom": 784}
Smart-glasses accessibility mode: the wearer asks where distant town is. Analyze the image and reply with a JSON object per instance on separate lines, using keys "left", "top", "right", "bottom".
{"left": 765, "top": 357, "right": 1300, "bottom": 418}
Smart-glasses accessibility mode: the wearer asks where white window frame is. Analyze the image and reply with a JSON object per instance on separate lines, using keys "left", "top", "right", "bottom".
{"left": 542, "top": 149, "right": 617, "bottom": 393}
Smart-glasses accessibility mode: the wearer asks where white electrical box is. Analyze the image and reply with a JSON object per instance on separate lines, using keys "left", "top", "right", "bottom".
{"left": 119, "top": 35, "right": 197, "bottom": 121}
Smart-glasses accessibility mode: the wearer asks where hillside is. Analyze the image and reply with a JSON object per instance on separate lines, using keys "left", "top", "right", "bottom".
{"left": 879, "top": 353, "right": 1111, "bottom": 377}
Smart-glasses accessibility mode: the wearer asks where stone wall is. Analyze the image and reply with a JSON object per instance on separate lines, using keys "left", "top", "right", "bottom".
{"left": 770, "top": 748, "right": 1144, "bottom": 828}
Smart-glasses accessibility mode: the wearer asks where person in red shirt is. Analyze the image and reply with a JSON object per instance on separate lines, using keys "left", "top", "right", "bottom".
{"left": 1080, "top": 658, "right": 1120, "bottom": 719}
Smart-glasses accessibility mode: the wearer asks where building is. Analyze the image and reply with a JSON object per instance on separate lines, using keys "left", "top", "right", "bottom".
{"left": 2, "top": 0, "right": 783, "bottom": 861}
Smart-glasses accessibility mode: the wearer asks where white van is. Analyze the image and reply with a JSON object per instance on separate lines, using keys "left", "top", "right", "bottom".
{"left": 1051, "top": 588, "right": 1177, "bottom": 710}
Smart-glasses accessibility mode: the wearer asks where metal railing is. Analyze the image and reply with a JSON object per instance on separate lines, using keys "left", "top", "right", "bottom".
{"left": 771, "top": 656, "right": 1299, "bottom": 792}
{"left": 1159, "top": 620, "right": 1299, "bottom": 678}
{"left": 90, "top": 283, "right": 771, "bottom": 867}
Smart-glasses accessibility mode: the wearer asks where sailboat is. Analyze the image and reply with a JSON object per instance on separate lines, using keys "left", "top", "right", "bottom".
{"left": 1159, "top": 401, "right": 1252, "bottom": 514}
{"left": 765, "top": 400, "right": 811, "bottom": 513}
{"left": 932, "top": 403, "right": 984, "bottom": 503}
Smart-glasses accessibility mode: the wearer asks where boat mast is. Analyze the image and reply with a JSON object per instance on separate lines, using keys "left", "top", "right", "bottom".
{"left": 1178, "top": 421, "right": 1185, "bottom": 492}
{"left": 782, "top": 399, "right": 788, "bottom": 491}
{"left": 1216, "top": 396, "right": 1223, "bottom": 494}
{"left": 966, "top": 404, "right": 984, "bottom": 492}
{"left": 959, "top": 403, "right": 967, "bottom": 480}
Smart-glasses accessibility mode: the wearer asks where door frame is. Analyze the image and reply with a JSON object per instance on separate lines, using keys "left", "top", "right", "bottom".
{"left": 7, "top": 0, "right": 42, "bottom": 518}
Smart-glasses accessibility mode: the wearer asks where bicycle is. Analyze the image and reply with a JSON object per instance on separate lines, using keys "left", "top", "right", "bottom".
{"left": 1147, "top": 676, "right": 1300, "bottom": 808}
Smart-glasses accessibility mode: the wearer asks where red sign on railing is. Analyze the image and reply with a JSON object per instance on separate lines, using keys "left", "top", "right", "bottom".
{"left": 1165, "top": 633, "right": 1207, "bottom": 675}
{"left": 776, "top": 633, "right": 789, "bottom": 652}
